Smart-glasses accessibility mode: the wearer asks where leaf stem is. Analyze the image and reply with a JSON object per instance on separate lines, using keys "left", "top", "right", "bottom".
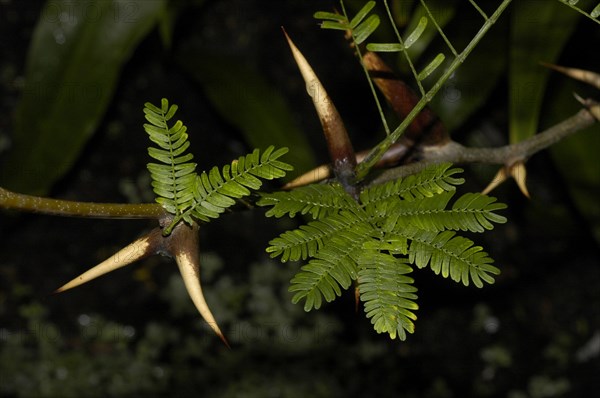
{"left": 382, "top": 0, "right": 425, "bottom": 96}
{"left": 342, "top": 1, "right": 392, "bottom": 136}
{"left": 556, "top": 0, "right": 600, "bottom": 25}
{"left": 419, "top": 0, "right": 458, "bottom": 56}
{"left": 356, "top": 0, "right": 513, "bottom": 181}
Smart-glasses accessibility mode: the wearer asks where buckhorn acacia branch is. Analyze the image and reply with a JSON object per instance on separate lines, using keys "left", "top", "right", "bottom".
{"left": 368, "top": 104, "right": 598, "bottom": 186}
{"left": 0, "top": 101, "right": 596, "bottom": 217}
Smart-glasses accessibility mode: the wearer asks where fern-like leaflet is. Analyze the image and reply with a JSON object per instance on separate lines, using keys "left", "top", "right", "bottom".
{"left": 315, "top": 0, "right": 514, "bottom": 180}
{"left": 359, "top": 163, "right": 464, "bottom": 204}
{"left": 289, "top": 218, "right": 375, "bottom": 311}
{"left": 259, "top": 183, "right": 355, "bottom": 219}
{"left": 144, "top": 99, "right": 293, "bottom": 235}
{"left": 144, "top": 99, "right": 196, "bottom": 223}
{"left": 185, "top": 146, "right": 293, "bottom": 225}
{"left": 258, "top": 163, "right": 507, "bottom": 339}
{"left": 357, "top": 252, "right": 418, "bottom": 341}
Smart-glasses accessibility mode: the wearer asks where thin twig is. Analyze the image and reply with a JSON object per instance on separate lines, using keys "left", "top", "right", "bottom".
{"left": 356, "top": 0, "right": 513, "bottom": 180}
{"left": 369, "top": 105, "right": 597, "bottom": 185}
{"left": 420, "top": 0, "right": 458, "bottom": 56}
{"left": 0, "top": 103, "right": 595, "bottom": 218}
{"left": 383, "top": 0, "right": 425, "bottom": 96}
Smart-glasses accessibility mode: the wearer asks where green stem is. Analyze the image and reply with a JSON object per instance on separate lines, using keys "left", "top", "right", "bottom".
{"left": 0, "top": 186, "right": 164, "bottom": 219}
{"left": 342, "top": 1, "right": 391, "bottom": 136}
{"left": 383, "top": 0, "right": 425, "bottom": 96}
{"left": 355, "top": 0, "right": 513, "bottom": 181}
{"left": 556, "top": 0, "right": 600, "bottom": 25}
{"left": 420, "top": 0, "right": 458, "bottom": 57}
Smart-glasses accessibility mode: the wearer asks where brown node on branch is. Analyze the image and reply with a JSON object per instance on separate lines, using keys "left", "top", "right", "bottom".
{"left": 482, "top": 160, "right": 530, "bottom": 199}
{"left": 55, "top": 218, "right": 229, "bottom": 348}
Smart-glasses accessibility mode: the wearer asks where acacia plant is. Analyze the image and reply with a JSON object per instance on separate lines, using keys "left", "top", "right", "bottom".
{"left": 1, "top": 0, "right": 599, "bottom": 345}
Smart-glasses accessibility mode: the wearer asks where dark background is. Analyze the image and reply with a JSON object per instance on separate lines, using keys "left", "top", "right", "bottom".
{"left": 0, "top": 0, "right": 598, "bottom": 397}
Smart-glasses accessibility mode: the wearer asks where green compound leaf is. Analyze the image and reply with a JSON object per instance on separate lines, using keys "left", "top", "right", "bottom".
{"left": 261, "top": 162, "right": 505, "bottom": 339}
{"left": 405, "top": 228, "right": 500, "bottom": 288}
{"left": 360, "top": 163, "right": 464, "bottom": 206}
{"left": 144, "top": 99, "right": 197, "bottom": 219}
{"left": 144, "top": 99, "right": 292, "bottom": 235}
{"left": 187, "top": 147, "right": 293, "bottom": 226}
{"left": 266, "top": 209, "right": 367, "bottom": 262}
{"left": 385, "top": 191, "right": 507, "bottom": 233}
{"left": 358, "top": 252, "right": 418, "bottom": 340}
{"left": 258, "top": 183, "right": 355, "bottom": 219}
{"left": 289, "top": 222, "right": 375, "bottom": 311}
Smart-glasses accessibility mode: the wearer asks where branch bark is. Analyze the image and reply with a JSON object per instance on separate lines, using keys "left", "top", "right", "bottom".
{"left": 0, "top": 103, "right": 596, "bottom": 218}
{"left": 369, "top": 105, "right": 598, "bottom": 186}
{"left": 0, "top": 187, "right": 164, "bottom": 219}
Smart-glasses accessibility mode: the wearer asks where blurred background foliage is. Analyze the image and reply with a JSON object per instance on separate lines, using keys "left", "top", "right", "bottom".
{"left": 0, "top": 0, "right": 598, "bottom": 396}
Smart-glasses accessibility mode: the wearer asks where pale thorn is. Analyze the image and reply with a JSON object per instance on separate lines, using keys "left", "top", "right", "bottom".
{"left": 170, "top": 223, "right": 230, "bottom": 348}
{"left": 574, "top": 93, "right": 600, "bottom": 121}
{"left": 283, "top": 28, "right": 357, "bottom": 190}
{"left": 282, "top": 164, "right": 331, "bottom": 189}
{"left": 510, "top": 161, "right": 531, "bottom": 199}
{"left": 542, "top": 63, "right": 600, "bottom": 90}
{"left": 283, "top": 29, "right": 335, "bottom": 124}
{"left": 482, "top": 167, "right": 509, "bottom": 196}
{"left": 482, "top": 162, "right": 530, "bottom": 198}
{"left": 55, "top": 228, "right": 161, "bottom": 293}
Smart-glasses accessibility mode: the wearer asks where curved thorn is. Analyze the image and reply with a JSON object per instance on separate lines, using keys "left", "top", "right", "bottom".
{"left": 55, "top": 228, "right": 161, "bottom": 293}
{"left": 542, "top": 63, "right": 600, "bottom": 90}
{"left": 282, "top": 164, "right": 332, "bottom": 189}
{"left": 482, "top": 167, "right": 508, "bottom": 195}
{"left": 283, "top": 29, "right": 358, "bottom": 197}
{"left": 510, "top": 161, "right": 530, "bottom": 199}
{"left": 574, "top": 94, "right": 600, "bottom": 121}
{"left": 171, "top": 222, "right": 229, "bottom": 348}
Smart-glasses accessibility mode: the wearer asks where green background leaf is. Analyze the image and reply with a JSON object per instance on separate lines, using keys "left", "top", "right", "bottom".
{"left": 428, "top": 9, "right": 507, "bottom": 132}
{"left": 509, "top": 0, "right": 582, "bottom": 143}
{"left": 178, "top": 52, "right": 316, "bottom": 181}
{"left": 545, "top": 67, "right": 600, "bottom": 242}
{"left": 0, "top": 0, "right": 165, "bottom": 194}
